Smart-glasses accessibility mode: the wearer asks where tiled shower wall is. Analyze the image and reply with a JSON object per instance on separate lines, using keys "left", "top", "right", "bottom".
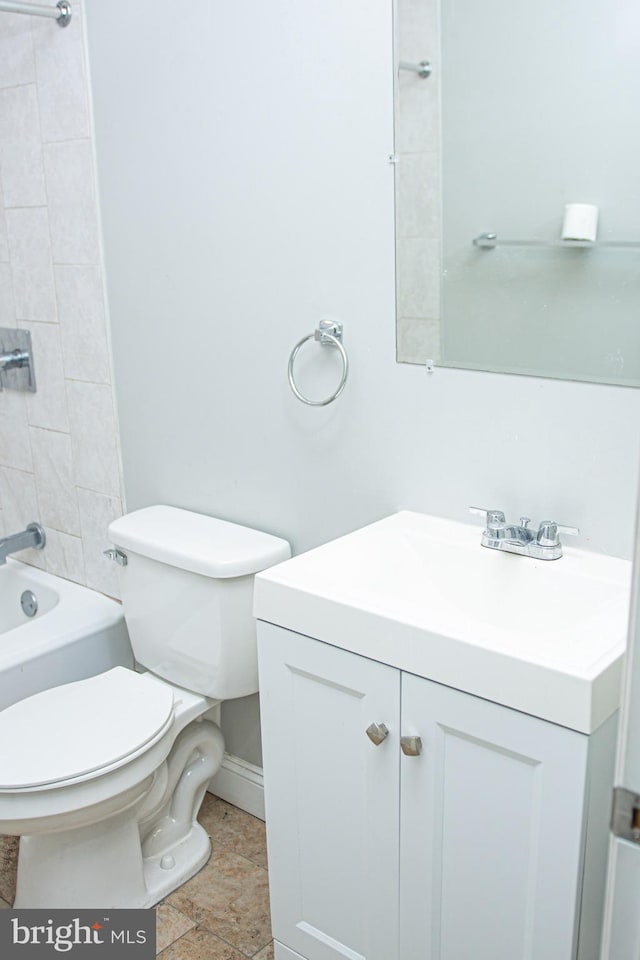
{"left": 0, "top": 0, "right": 123, "bottom": 597}
{"left": 395, "top": 0, "right": 441, "bottom": 364}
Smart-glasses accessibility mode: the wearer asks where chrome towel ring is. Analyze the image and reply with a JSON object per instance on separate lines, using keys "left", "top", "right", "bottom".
{"left": 288, "top": 320, "right": 349, "bottom": 406}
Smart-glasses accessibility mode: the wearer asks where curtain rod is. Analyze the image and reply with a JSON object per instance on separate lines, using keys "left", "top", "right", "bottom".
{"left": 0, "top": 1, "right": 71, "bottom": 27}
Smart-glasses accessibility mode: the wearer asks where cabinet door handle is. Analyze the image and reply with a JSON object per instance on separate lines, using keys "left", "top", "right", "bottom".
{"left": 366, "top": 722, "right": 389, "bottom": 746}
{"left": 400, "top": 735, "right": 422, "bottom": 756}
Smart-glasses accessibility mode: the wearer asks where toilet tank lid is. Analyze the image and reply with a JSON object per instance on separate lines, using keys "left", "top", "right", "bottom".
{"left": 108, "top": 506, "right": 291, "bottom": 579}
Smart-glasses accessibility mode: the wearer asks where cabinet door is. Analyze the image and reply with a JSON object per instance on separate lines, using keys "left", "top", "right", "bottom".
{"left": 400, "top": 673, "right": 589, "bottom": 960}
{"left": 258, "top": 622, "right": 400, "bottom": 960}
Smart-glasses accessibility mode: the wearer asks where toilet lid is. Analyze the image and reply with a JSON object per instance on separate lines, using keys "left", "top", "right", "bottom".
{"left": 0, "top": 668, "right": 175, "bottom": 790}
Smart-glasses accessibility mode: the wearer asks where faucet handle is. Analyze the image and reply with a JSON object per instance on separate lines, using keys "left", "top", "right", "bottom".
{"left": 469, "top": 507, "right": 505, "bottom": 525}
{"left": 469, "top": 507, "right": 507, "bottom": 539}
{"left": 557, "top": 524, "right": 580, "bottom": 537}
{"left": 537, "top": 521, "right": 580, "bottom": 547}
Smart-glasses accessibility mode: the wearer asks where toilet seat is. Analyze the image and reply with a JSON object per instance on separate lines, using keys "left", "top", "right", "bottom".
{"left": 0, "top": 667, "right": 174, "bottom": 790}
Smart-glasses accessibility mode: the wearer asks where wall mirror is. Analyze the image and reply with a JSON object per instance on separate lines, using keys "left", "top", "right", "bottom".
{"left": 395, "top": 0, "right": 640, "bottom": 387}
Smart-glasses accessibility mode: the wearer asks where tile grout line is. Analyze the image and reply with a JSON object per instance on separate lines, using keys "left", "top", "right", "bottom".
{"left": 155, "top": 921, "right": 272, "bottom": 960}
{"left": 206, "top": 841, "right": 268, "bottom": 873}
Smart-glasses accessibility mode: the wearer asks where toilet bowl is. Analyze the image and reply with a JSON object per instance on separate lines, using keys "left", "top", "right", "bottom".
{"left": 0, "top": 506, "right": 290, "bottom": 908}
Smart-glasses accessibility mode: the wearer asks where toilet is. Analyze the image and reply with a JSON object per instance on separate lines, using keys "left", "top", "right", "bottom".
{"left": 0, "top": 505, "right": 290, "bottom": 908}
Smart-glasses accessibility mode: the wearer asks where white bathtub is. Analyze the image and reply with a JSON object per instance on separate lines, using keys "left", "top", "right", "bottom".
{"left": 0, "top": 559, "right": 133, "bottom": 710}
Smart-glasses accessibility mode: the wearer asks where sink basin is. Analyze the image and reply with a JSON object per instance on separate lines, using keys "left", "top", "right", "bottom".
{"left": 254, "top": 512, "right": 632, "bottom": 733}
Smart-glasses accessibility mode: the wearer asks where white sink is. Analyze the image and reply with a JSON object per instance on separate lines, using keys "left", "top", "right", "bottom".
{"left": 254, "top": 512, "right": 632, "bottom": 733}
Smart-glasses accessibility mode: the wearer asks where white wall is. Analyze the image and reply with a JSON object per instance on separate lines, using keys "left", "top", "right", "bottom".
{"left": 0, "top": 1, "right": 124, "bottom": 596}
{"left": 83, "top": 0, "right": 640, "bottom": 762}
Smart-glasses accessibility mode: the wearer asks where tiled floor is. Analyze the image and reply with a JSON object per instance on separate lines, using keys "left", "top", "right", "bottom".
{"left": 0, "top": 793, "right": 274, "bottom": 959}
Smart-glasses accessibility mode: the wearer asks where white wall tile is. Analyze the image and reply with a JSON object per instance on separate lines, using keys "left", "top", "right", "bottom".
{"left": 43, "top": 140, "right": 100, "bottom": 264}
{"left": 0, "top": 390, "right": 32, "bottom": 472}
{"left": 21, "top": 320, "right": 69, "bottom": 431}
{"left": 67, "top": 381, "right": 120, "bottom": 498}
{"left": 32, "top": 5, "right": 89, "bottom": 143}
{"left": 396, "top": 237, "right": 441, "bottom": 317}
{"left": 0, "top": 185, "right": 9, "bottom": 262}
{"left": 0, "top": 1, "right": 124, "bottom": 591}
{"left": 0, "top": 465, "right": 36, "bottom": 524}
{"left": 0, "top": 84, "right": 46, "bottom": 207}
{"left": 6, "top": 207, "right": 56, "bottom": 321}
{"left": 77, "top": 488, "right": 122, "bottom": 598}
{"left": 397, "top": 0, "right": 438, "bottom": 63}
{"left": 30, "top": 426, "right": 80, "bottom": 535}
{"left": 0, "top": 264, "right": 16, "bottom": 325}
{"left": 397, "top": 317, "right": 441, "bottom": 363}
{"left": 0, "top": 465, "right": 45, "bottom": 567}
{"left": 396, "top": 152, "right": 440, "bottom": 240}
{"left": 55, "top": 265, "right": 110, "bottom": 383}
{"left": 0, "top": 14, "right": 35, "bottom": 89}
{"left": 44, "top": 527, "right": 85, "bottom": 583}
{"left": 395, "top": 73, "right": 440, "bottom": 155}
{"left": 395, "top": 0, "right": 442, "bottom": 365}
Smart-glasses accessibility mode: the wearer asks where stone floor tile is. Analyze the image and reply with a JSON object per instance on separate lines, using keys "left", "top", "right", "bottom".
{"left": 157, "top": 926, "right": 247, "bottom": 960}
{"left": 199, "top": 794, "right": 268, "bottom": 869}
{"left": 252, "top": 942, "right": 274, "bottom": 960}
{"left": 155, "top": 903, "right": 197, "bottom": 954}
{"left": 0, "top": 795, "right": 272, "bottom": 952}
{"left": 0, "top": 835, "right": 18, "bottom": 906}
{"left": 167, "top": 849, "right": 271, "bottom": 957}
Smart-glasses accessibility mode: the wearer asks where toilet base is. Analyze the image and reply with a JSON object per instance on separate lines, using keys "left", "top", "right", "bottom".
{"left": 139, "top": 821, "right": 211, "bottom": 907}
{"left": 15, "top": 813, "right": 212, "bottom": 910}
{"left": 14, "top": 720, "right": 224, "bottom": 909}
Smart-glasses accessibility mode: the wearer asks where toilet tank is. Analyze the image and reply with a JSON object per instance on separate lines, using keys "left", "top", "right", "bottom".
{"left": 107, "top": 506, "right": 291, "bottom": 700}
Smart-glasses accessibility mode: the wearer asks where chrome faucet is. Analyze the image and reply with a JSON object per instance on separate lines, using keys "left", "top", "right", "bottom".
{"left": 0, "top": 523, "right": 46, "bottom": 565}
{"left": 470, "top": 508, "right": 579, "bottom": 560}
{"left": 0, "top": 349, "right": 30, "bottom": 373}
{"left": 0, "top": 328, "right": 36, "bottom": 392}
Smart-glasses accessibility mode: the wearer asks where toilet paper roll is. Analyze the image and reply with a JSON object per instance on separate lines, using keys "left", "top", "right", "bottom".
{"left": 561, "top": 203, "right": 599, "bottom": 242}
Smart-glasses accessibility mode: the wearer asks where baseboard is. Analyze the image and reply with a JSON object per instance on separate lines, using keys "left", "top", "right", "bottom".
{"left": 274, "top": 941, "right": 307, "bottom": 960}
{"left": 208, "top": 752, "right": 265, "bottom": 821}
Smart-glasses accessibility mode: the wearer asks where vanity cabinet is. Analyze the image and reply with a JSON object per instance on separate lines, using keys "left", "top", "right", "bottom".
{"left": 258, "top": 621, "right": 617, "bottom": 960}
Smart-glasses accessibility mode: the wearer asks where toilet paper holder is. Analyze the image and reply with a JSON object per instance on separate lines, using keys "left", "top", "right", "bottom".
{"left": 473, "top": 202, "right": 640, "bottom": 250}
{"left": 473, "top": 232, "right": 640, "bottom": 251}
